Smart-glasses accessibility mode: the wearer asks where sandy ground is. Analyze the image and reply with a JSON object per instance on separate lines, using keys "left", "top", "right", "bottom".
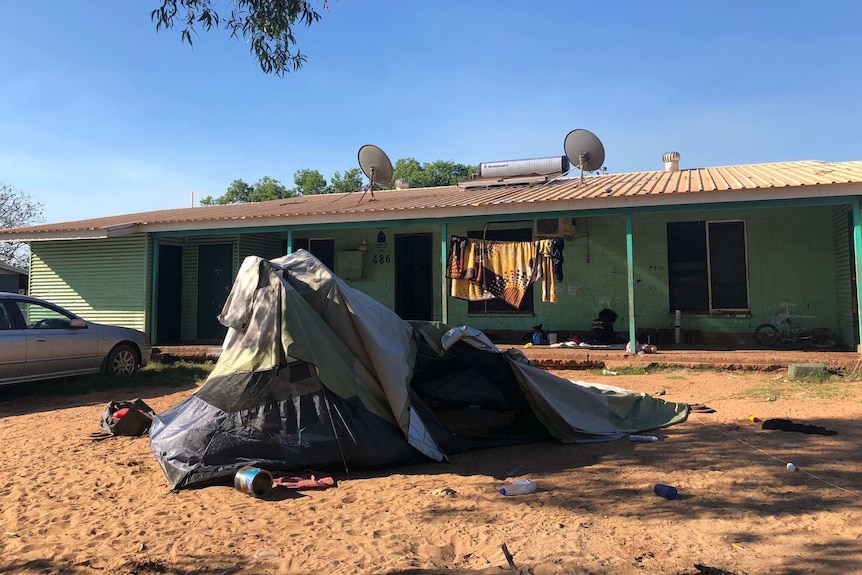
{"left": 1, "top": 368, "right": 860, "bottom": 575}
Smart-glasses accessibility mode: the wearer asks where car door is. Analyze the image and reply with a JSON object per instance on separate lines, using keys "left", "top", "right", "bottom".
{"left": 0, "top": 301, "right": 26, "bottom": 382}
{"left": 15, "top": 299, "right": 100, "bottom": 378}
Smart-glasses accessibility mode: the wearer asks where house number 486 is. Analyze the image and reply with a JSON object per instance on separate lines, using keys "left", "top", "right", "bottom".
{"left": 372, "top": 254, "right": 391, "bottom": 264}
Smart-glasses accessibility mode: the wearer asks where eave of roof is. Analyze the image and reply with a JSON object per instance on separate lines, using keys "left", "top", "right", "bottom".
{"left": 0, "top": 261, "right": 28, "bottom": 274}
{"left": 2, "top": 159, "right": 862, "bottom": 241}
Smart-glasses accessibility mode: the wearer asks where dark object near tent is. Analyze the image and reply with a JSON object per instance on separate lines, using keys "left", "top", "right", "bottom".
{"left": 149, "top": 251, "right": 688, "bottom": 490}
{"left": 100, "top": 398, "right": 155, "bottom": 436}
{"left": 761, "top": 418, "right": 837, "bottom": 436}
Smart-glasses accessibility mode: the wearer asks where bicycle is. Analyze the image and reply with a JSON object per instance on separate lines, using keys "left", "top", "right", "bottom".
{"left": 754, "top": 302, "right": 836, "bottom": 348}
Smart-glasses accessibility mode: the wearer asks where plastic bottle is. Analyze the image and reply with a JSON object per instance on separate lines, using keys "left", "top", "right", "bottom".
{"left": 653, "top": 484, "right": 679, "bottom": 500}
{"left": 500, "top": 479, "right": 537, "bottom": 496}
{"left": 629, "top": 434, "right": 659, "bottom": 442}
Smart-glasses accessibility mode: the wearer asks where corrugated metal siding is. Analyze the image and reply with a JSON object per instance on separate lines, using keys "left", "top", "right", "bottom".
{"left": 239, "top": 233, "right": 283, "bottom": 262}
{"left": 833, "top": 205, "right": 854, "bottom": 347}
{"left": 179, "top": 236, "right": 238, "bottom": 341}
{"left": 29, "top": 236, "right": 148, "bottom": 331}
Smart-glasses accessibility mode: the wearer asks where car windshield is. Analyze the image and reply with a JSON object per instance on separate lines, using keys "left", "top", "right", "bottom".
{"left": 16, "top": 300, "right": 77, "bottom": 329}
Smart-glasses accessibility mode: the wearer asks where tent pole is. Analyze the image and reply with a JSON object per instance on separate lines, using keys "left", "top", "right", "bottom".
{"left": 321, "top": 387, "right": 351, "bottom": 475}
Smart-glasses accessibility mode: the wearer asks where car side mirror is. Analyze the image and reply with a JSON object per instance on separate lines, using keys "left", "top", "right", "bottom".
{"left": 69, "top": 319, "right": 88, "bottom": 329}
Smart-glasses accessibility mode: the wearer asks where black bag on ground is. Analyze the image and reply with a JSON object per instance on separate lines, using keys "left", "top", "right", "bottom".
{"left": 99, "top": 398, "right": 156, "bottom": 436}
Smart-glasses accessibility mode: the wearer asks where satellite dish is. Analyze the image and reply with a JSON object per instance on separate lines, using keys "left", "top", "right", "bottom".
{"left": 563, "top": 129, "right": 605, "bottom": 183}
{"left": 357, "top": 144, "right": 393, "bottom": 201}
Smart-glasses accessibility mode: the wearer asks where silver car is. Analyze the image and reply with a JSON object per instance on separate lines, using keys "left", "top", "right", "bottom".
{"left": 0, "top": 293, "right": 152, "bottom": 385}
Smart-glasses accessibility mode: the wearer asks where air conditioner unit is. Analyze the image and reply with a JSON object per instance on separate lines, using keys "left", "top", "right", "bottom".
{"left": 535, "top": 217, "right": 575, "bottom": 238}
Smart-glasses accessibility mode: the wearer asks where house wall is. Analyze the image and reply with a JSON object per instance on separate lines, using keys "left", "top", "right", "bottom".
{"left": 236, "top": 205, "right": 847, "bottom": 345}
{"left": 629, "top": 206, "right": 839, "bottom": 342}
{"left": 292, "top": 224, "right": 441, "bottom": 313}
{"left": 441, "top": 205, "right": 843, "bottom": 344}
{"left": 25, "top": 202, "right": 848, "bottom": 347}
{"left": 29, "top": 236, "right": 148, "bottom": 331}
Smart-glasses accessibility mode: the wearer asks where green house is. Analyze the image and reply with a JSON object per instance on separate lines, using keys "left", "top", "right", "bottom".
{"left": 3, "top": 158, "right": 862, "bottom": 350}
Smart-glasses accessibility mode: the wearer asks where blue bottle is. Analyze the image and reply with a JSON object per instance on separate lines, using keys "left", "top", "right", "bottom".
{"left": 653, "top": 484, "right": 678, "bottom": 500}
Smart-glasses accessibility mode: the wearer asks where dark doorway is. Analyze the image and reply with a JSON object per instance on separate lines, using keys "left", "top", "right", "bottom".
{"left": 197, "top": 243, "right": 233, "bottom": 342}
{"left": 395, "top": 234, "right": 433, "bottom": 320}
{"left": 157, "top": 244, "right": 183, "bottom": 343}
{"left": 848, "top": 211, "right": 859, "bottom": 347}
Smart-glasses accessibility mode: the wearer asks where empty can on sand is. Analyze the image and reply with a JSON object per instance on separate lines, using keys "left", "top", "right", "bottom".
{"left": 234, "top": 466, "right": 273, "bottom": 498}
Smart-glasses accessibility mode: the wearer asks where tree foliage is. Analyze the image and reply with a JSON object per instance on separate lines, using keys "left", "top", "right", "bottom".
{"left": 291, "top": 169, "right": 328, "bottom": 195}
{"left": 0, "top": 184, "right": 44, "bottom": 268}
{"left": 151, "top": 0, "right": 328, "bottom": 76}
{"left": 199, "top": 176, "right": 291, "bottom": 205}
{"left": 388, "top": 158, "right": 476, "bottom": 189}
{"left": 200, "top": 159, "right": 475, "bottom": 206}
{"left": 327, "top": 168, "right": 363, "bottom": 194}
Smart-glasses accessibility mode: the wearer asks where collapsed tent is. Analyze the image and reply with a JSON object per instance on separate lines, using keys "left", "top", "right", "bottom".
{"left": 149, "top": 250, "right": 688, "bottom": 489}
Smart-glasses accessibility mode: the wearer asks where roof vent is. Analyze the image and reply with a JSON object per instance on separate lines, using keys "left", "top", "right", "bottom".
{"left": 394, "top": 178, "right": 409, "bottom": 189}
{"left": 663, "top": 151, "right": 681, "bottom": 172}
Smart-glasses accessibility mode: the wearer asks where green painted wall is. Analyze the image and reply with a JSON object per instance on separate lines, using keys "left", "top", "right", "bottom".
{"left": 282, "top": 206, "right": 846, "bottom": 342}
{"left": 628, "top": 206, "right": 839, "bottom": 339}
{"left": 29, "top": 236, "right": 148, "bottom": 331}
{"left": 31, "top": 203, "right": 843, "bottom": 346}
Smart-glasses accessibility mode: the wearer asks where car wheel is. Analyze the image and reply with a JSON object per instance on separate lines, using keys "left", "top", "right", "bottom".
{"left": 106, "top": 344, "right": 139, "bottom": 377}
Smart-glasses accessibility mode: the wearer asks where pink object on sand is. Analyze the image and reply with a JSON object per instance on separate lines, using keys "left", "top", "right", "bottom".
{"left": 270, "top": 471, "right": 336, "bottom": 490}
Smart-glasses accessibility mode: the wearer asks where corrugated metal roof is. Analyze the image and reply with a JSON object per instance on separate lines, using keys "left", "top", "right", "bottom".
{"left": 3, "top": 159, "right": 862, "bottom": 238}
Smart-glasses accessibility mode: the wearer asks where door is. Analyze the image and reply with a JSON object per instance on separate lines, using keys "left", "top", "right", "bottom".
{"left": 394, "top": 234, "right": 433, "bottom": 320}
{"left": 15, "top": 299, "right": 99, "bottom": 377}
{"left": 156, "top": 244, "right": 183, "bottom": 343}
{"left": 0, "top": 300, "right": 25, "bottom": 381}
{"left": 197, "top": 243, "right": 233, "bottom": 341}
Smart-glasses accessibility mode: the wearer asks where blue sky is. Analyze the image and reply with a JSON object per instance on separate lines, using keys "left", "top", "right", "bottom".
{"left": 2, "top": 1, "right": 861, "bottom": 224}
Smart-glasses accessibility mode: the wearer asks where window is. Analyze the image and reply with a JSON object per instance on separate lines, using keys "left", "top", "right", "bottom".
{"left": 15, "top": 300, "right": 76, "bottom": 329}
{"left": 467, "top": 227, "right": 534, "bottom": 315}
{"left": 667, "top": 221, "right": 749, "bottom": 313}
{"left": 287, "top": 238, "right": 336, "bottom": 271}
{"left": 0, "top": 302, "right": 14, "bottom": 330}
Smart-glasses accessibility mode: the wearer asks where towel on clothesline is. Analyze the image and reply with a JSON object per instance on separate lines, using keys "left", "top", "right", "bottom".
{"left": 446, "top": 236, "right": 558, "bottom": 308}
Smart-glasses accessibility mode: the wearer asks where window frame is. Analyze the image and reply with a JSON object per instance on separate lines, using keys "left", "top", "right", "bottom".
{"left": 667, "top": 219, "right": 750, "bottom": 314}
{"left": 288, "top": 237, "right": 336, "bottom": 271}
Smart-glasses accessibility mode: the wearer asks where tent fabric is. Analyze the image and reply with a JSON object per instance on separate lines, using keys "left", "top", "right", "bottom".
{"left": 150, "top": 250, "right": 689, "bottom": 490}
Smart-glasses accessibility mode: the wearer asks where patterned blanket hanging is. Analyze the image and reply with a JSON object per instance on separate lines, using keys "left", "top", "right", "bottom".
{"left": 446, "top": 236, "right": 559, "bottom": 308}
